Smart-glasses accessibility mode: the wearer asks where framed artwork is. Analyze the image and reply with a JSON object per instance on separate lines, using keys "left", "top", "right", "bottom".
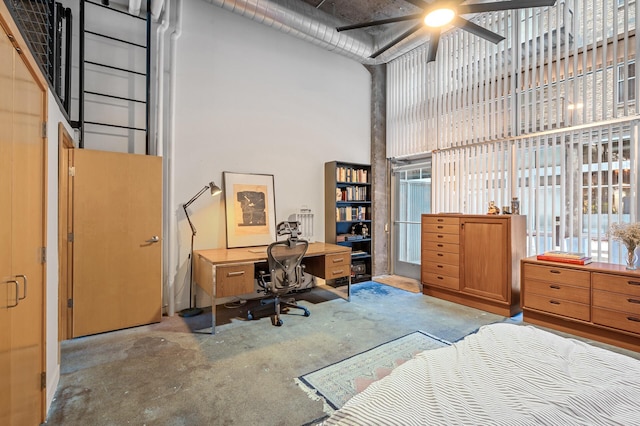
{"left": 223, "top": 172, "right": 276, "bottom": 248}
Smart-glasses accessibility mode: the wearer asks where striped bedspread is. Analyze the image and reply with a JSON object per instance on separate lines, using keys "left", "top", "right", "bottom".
{"left": 324, "top": 323, "right": 640, "bottom": 425}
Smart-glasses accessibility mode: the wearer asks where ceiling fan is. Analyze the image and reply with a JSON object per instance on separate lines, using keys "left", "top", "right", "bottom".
{"left": 336, "top": 0, "right": 558, "bottom": 62}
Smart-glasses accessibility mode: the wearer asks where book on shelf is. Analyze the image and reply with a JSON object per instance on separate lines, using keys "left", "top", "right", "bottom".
{"left": 540, "top": 250, "right": 587, "bottom": 259}
{"left": 536, "top": 254, "right": 593, "bottom": 265}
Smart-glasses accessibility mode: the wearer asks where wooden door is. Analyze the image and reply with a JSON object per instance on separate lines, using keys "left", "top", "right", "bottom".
{"left": 460, "top": 218, "right": 509, "bottom": 302}
{"left": 73, "top": 150, "right": 162, "bottom": 337}
{"left": 0, "top": 9, "right": 47, "bottom": 423}
{"left": 0, "top": 25, "right": 14, "bottom": 425}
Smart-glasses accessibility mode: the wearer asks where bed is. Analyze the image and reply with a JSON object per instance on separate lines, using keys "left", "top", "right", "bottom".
{"left": 323, "top": 323, "right": 640, "bottom": 425}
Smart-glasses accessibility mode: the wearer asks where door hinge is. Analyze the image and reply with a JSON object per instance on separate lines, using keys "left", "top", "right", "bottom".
{"left": 42, "top": 122, "right": 47, "bottom": 138}
{"left": 41, "top": 372, "right": 46, "bottom": 389}
{"left": 40, "top": 247, "right": 46, "bottom": 263}
{"left": 69, "top": 166, "right": 75, "bottom": 176}
{"left": 68, "top": 232, "right": 74, "bottom": 242}
{"left": 67, "top": 298, "right": 73, "bottom": 308}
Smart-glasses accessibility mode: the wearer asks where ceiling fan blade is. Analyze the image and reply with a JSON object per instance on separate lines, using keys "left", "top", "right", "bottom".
{"left": 453, "top": 16, "right": 505, "bottom": 44}
{"left": 370, "top": 22, "right": 425, "bottom": 58}
{"left": 426, "top": 32, "right": 440, "bottom": 62}
{"left": 337, "top": 13, "right": 423, "bottom": 32}
{"left": 459, "top": 0, "right": 557, "bottom": 15}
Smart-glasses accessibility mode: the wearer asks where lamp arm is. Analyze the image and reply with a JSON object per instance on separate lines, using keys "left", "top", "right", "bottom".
{"left": 182, "top": 185, "right": 210, "bottom": 236}
{"left": 183, "top": 204, "right": 197, "bottom": 236}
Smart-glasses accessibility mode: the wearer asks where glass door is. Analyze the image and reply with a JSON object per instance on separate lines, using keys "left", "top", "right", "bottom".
{"left": 391, "top": 159, "right": 432, "bottom": 279}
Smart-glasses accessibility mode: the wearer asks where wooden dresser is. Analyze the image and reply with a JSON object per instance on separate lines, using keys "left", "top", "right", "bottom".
{"left": 521, "top": 257, "right": 640, "bottom": 352}
{"left": 421, "top": 214, "right": 527, "bottom": 317}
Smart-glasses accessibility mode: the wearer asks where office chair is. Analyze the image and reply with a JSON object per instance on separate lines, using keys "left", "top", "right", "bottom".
{"left": 247, "top": 221, "right": 310, "bottom": 326}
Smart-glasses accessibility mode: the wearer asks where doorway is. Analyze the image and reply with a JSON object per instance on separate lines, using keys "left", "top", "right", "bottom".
{"left": 391, "top": 159, "right": 432, "bottom": 279}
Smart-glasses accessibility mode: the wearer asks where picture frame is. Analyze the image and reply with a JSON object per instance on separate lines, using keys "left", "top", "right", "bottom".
{"left": 223, "top": 172, "right": 276, "bottom": 248}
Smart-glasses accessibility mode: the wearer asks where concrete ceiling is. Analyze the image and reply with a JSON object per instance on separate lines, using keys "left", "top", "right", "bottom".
{"left": 297, "top": 0, "right": 424, "bottom": 37}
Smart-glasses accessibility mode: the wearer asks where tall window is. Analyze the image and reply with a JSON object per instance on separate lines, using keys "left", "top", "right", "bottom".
{"left": 618, "top": 62, "right": 636, "bottom": 104}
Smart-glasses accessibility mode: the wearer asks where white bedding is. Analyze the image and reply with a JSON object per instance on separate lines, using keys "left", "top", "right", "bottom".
{"left": 324, "top": 323, "right": 640, "bottom": 425}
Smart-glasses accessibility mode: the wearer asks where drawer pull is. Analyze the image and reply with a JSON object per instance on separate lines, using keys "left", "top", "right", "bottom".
{"left": 332, "top": 258, "right": 344, "bottom": 263}
{"left": 549, "top": 285, "right": 561, "bottom": 290}
{"left": 227, "top": 271, "right": 245, "bottom": 277}
{"left": 437, "top": 253, "right": 444, "bottom": 257}
{"left": 437, "top": 265, "right": 444, "bottom": 268}
{"left": 437, "top": 225, "right": 444, "bottom": 229}
{"left": 437, "top": 276, "right": 444, "bottom": 280}
{"left": 437, "top": 218, "right": 444, "bottom": 222}
{"left": 437, "top": 235, "right": 444, "bottom": 238}
{"left": 332, "top": 270, "right": 344, "bottom": 275}
{"left": 627, "top": 317, "right": 640, "bottom": 323}
{"left": 549, "top": 300, "right": 561, "bottom": 305}
{"left": 628, "top": 298, "right": 640, "bottom": 305}
{"left": 437, "top": 244, "right": 443, "bottom": 247}
{"left": 628, "top": 281, "right": 640, "bottom": 286}
{"left": 550, "top": 270, "right": 561, "bottom": 274}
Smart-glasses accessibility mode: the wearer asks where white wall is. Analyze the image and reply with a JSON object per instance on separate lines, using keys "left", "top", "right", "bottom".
{"left": 168, "top": 1, "right": 371, "bottom": 311}
{"left": 45, "top": 90, "right": 75, "bottom": 411}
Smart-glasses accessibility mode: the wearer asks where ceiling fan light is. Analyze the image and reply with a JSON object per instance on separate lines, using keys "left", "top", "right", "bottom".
{"left": 424, "top": 8, "right": 455, "bottom": 28}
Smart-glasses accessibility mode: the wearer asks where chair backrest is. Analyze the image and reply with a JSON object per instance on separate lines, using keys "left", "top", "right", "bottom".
{"left": 266, "top": 237, "right": 309, "bottom": 294}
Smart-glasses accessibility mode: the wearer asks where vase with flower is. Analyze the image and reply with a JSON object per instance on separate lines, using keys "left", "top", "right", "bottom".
{"left": 609, "top": 222, "right": 640, "bottom": 270}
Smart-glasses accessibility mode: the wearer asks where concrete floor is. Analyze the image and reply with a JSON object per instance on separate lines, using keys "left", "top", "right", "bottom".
{"left": 45, "top": 281, "right": 640, "bottom": 425}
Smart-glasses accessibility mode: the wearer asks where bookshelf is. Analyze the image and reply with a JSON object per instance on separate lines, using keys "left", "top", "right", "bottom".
{"left": 324, "top": 161, "right": 372, "bottom": 283}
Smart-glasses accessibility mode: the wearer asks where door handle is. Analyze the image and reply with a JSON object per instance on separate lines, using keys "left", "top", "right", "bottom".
{"left": 15, "top": 274, "right": 27, "bottom": 300}
{"left": 145, "top": 236, "right": 160, "bottom": 243}
{"left": 6, "top": 280, "right": 19, "bottom": 308}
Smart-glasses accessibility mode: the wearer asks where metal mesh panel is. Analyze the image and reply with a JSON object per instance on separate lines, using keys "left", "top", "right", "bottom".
{"left": 8, "top": 0, "right": 53, "bottom": 83}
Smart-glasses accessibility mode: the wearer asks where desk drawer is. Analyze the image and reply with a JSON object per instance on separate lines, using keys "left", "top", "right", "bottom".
{"left": 304, "top": 252, "right": 351, "bottom": 279}
{"left": 217, "top": 264, "right": 254, "bottom": 297}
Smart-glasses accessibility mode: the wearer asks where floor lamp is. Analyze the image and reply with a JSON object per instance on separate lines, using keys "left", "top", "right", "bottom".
{"left": 179, "top": 181, "right": 222, "bottom": 317}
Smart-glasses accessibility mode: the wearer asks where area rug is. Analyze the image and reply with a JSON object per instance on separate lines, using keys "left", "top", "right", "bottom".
{"left": 372, "top": 274, "right": 421, "bottom": 293}
{"left": 296, "top": 330, "right": 451, "bottom": 411}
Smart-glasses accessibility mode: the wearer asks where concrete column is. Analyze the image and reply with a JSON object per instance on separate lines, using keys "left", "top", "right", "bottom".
{"left": 365, "top": 63, "right": 388, "bottom": 277}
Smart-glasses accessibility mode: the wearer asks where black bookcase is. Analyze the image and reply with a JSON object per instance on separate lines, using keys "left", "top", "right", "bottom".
{"left": 324, "top": 161, "right": 372, "bottom": 283}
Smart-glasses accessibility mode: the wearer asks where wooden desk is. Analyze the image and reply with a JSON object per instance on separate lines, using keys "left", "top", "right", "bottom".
{"left": 194, "top": 242, "right": 352, "bottom": 333}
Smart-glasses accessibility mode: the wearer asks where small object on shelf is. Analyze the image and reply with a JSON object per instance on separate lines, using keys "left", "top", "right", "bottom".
{"left": 536, "top": 254, "right": 592, "bottom": 265}
{"left": 511, "top": 197, "right": 520, "bottom": 215}
{"left": 502, "top": 206, "right": 511, "bottom": 214}
{"left": 487, "top": 201, "right": 500, "bottom": 215}
{"left": 541, "top": 250, "right": 587, "bottom": 259}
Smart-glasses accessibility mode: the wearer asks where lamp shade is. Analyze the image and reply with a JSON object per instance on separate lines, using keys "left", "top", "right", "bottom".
{"left": 209, "top": 182, "right": 222, "bottom": 196}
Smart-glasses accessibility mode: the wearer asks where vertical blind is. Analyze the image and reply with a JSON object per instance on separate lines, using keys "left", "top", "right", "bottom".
{"left": 388, "top": 0, "right": 639, "bottom": 261}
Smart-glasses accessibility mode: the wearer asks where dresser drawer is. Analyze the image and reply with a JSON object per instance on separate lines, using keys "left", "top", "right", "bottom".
{"left": 217, "top": 264, "right": 254, "bottom": 297}
{"left": 422, "top": 250, "right": 459, "bottom": 265}
{"left": 422, "top": 223, "right": 459, "bottom": 234}
{"left": 593, "top": 289, "right": 640, "bottom": 315}
{"left": 592, "top": 307, "right": 640, "bottom": 334}
{"left": 422, "top": 232, "right": 460, "bottom": 244}
{"left": 422, "top": 261, "right": 459, "bottom": 278}
{"left": 422, "top": 241, "right": 460, "bottom": 254}
{"left": 592, "top": 273, "right": 640, "bottom": 297}
{"left": 422, "top": 216, "right": 459, "bottom": 226}
{"left": 422, "top": 272, "right": 460, "bottom": 291}
{"left": 523, "top": 263, "right": 590, "bottom": 288}
{"left": 524, "top": 279, "right": 590, "bottom": 304}
{"left": 525, "top": 292, "right": 590, "bottom": 321}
